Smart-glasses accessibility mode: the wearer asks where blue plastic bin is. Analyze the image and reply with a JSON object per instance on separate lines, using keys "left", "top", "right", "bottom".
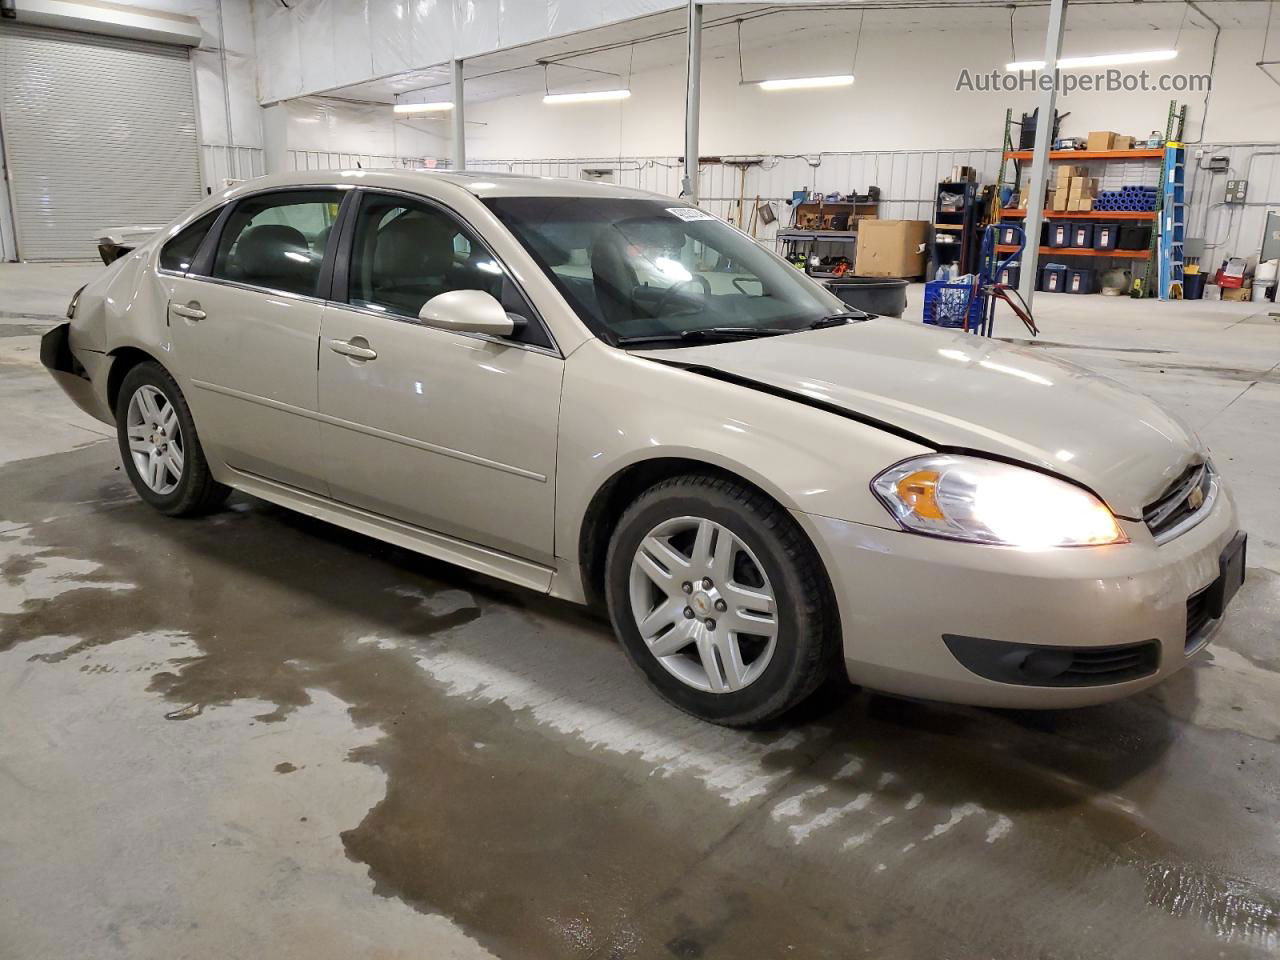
{"left": 1069, "top": 222, "right": 1095, "bottom": 248}
{"left": 1066, "top": 267, "right": 1095, "bottom": 294}
{"left": 997, "top": 224, "right": 1022, "bottom": 246}
{"left": 1092, "top": 222, "right": 1119, "bottom": 250}
{"left": 1047, "top": 221, "right": 1072, "bottom": 248}
{"left": 923, "top": 280, "right": 983, "bottom": 331}
{"left": 996, "top": 263, "right": 1020, "bottom": 287}
{"left": 1040, "top": 263, "right": 1068, "bottom": 293}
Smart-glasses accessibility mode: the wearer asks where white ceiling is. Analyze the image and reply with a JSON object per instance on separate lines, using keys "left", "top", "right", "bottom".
{"left": 317, "top": 0, "right": 1263, "bottom": 107}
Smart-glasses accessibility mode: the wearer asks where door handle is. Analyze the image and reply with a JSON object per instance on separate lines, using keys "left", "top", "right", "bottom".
{"left": 327, "top": 337, "right": 377, "bottom": 361}
{"left": 170, "top": 301, "right": 206, "bottom": 321}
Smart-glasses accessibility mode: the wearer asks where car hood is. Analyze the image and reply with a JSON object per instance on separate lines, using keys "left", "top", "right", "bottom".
{"left": 636, "top": 318, "right": 1204, "bottom": 519}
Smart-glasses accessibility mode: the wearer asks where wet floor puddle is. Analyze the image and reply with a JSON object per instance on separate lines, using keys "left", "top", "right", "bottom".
{"left": 2, "top": 447, "right": 1279, "bottom": 958}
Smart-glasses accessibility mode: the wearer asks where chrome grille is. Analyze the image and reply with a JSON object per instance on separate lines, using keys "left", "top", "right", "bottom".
{"left": 1144, "top": 462, "right": 1214, "bottom": 542}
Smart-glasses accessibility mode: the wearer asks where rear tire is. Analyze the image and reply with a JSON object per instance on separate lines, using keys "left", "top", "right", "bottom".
{"left": 115, "top": 361, "right": 230, "bottom": 517}
{"left": 605, "top": 473, "right": 839, "bottom": 727}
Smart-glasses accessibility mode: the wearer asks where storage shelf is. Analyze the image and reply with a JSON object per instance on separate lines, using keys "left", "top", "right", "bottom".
{"left": 1000, "top": 209, "right": 1155, "bottom": 220}
{"left": 776, "top": 230, "right": 859, "bottom": 241}
{"left": 1003, "top": 148, "right": 1164, "bottom": 161}
{"left": 996, "top": 244, "right": 1151, "bottom": 260}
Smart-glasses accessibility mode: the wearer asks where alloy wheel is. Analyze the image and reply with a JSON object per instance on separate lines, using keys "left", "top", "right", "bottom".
{"left": 628, "top": 515, "right": 778, "bottom": 694}
{"left": 125, "top": 384, "right": 184, "bottom": 495}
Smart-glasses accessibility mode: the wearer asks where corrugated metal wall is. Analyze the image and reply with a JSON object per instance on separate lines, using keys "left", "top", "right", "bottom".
{"left": 1184, "top": 144, "right": 1280, "bottom": 264}
{"left": 201, "top": 145, "right": 266, "bottom": 192}
{"left": 285, "top": 144, "right": 1280, "bottom": 263}
{"left": 0, "top": 24, "right": 203, "bottom": 260}
{"left": 288, "top": 149, "right": 440, "bottom": 173}
{"left": 466, "top": 149, "right": 1004, "bottom": 243}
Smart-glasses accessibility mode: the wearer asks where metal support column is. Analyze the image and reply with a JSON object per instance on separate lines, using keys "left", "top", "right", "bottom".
{"left": 682, "top": 1, "right": 702, "bottom": 203}
{"left": 1017, "top": 0, "right": 1068, "bottom": 311}
{"left": 451, "top": 58, "right": 466, "bottom": 171}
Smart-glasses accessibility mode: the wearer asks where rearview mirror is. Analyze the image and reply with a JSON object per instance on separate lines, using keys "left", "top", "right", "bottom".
{"left": 419, "top": 289, "right": 515, "bottom": 338}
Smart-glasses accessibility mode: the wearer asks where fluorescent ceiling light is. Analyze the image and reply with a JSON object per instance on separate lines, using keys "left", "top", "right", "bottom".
{"left": 542, "top": 89, "right": 631, "bottom": 104}
{"left": 393, "top": 102, "right": 454, "bottom": 114}
{"left": 758, "top": 74, "right": 854, "bottom": 91}
{"left": 1006, "top": 49, "right": 1178, "bottom": 71}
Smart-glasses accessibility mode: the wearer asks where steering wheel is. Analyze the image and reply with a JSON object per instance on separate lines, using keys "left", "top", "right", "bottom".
{"left": 655, "top": 275, "right": 711, "bottom": 316}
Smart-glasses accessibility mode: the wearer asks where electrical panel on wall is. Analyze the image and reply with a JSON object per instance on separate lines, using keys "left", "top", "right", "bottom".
{"left": 1224, "top": 180, "right": 1248, "bottom": 204}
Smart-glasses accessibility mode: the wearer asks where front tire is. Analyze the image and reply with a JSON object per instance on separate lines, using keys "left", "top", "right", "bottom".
{"left": 115, "top": 361, "right": 230, "bottom": 516}
{"left": 605, "top": 474, "right": 839, "bottom": 727}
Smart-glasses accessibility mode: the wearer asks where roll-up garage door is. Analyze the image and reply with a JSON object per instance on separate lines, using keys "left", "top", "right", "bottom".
{"left": 0, "top": 24, "right": 202, "bottom": 260}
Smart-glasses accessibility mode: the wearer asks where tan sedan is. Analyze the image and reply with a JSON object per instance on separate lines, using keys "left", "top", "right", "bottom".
{"left": 43, "top": 171, "right": 1245, "bottom": 725}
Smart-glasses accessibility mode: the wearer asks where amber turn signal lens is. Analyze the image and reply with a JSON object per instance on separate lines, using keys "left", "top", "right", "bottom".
{"left": 896, "top": 469, "right": 944, "bottom": 520}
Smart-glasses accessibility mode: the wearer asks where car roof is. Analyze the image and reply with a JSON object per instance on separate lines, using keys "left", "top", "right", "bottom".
{"left": 220, "top": 168, "right": 665, "bottom": 203}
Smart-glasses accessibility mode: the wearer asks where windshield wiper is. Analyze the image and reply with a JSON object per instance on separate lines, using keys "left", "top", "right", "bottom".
{"left": 617, "top": 327, "right": 794, "bottom": 346}
{"left": 808, "top": 311, "right": 870, "bottom": 329}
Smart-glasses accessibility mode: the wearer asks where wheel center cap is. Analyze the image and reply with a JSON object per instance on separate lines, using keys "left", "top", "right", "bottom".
{"left": 691, "top": 591, "right": 713, "bottom": 616}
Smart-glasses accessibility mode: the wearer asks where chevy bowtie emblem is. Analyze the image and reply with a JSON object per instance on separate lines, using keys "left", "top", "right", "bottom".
{"left": 1188, "top": 486, "right": 1205, "bottom": 510}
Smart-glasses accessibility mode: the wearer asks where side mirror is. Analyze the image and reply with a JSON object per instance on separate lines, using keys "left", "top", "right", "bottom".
{"left": 419, "top": 289, "right": 515, "bottom": 338}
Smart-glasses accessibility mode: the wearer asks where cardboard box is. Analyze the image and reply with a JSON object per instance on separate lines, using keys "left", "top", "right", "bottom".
{"left": 1114, "top": 135, "right": 1133, "bottom": 150}
{"left": 1049, "top": 190, "right": 1069, "bottom": 211}
{"left": 1222, "top": 285, "right": 1252, "bottom": 302}
{"left": 854, "top": 220, "right": 929, "bottom": 278}
{"left": 949, "top": 165, "right": 977, "bottom": 183}
{"left": 1068, "top": 177, "right": 1097, "bottom": 198}
{"left": 1087, "top": 131, "right": 1118, "bottom": 151}
{"left": 1068, "top": 197, "right": 1094, "bottom": 212}
{"left": 1057, "top": 164, "right": 1089, "bottom": 181}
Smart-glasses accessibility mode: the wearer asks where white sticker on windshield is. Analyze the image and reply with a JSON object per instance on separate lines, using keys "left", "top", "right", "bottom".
{"left": 666, "top": 206, "right": 716, "bottom": 222}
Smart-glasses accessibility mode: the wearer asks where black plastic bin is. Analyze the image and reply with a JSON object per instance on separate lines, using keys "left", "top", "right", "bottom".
{"left": 1047, "top": 221, "right": 1072, "bottom": 248}
{"left": 1184, "top": 273, "right": 1207, "bottom": 300}
{"left": 996, "top": 264, "right": 1020, "bottom": 287}
{"left": 1117, "top": 223, "right": 1153, "bottom": 250}
{"left": 824, "top": 277, "right": 909, "bottom": 317}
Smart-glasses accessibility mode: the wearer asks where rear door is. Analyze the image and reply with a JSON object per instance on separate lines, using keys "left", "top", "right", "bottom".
{"left": 164, "top": 189, "right": 347, "bottom": 492}
{"left": 316, "top": 189, "right": 563, "bottom": 564}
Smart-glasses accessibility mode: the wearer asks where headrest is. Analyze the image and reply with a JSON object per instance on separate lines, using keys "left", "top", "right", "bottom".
{"left": 236, "top": 224, "right": 317, "bottom": 285}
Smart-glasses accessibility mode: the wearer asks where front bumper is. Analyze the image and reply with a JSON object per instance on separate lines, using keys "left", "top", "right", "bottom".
{"left": 796, "top": 484, "right": 1241, "bottom": 708}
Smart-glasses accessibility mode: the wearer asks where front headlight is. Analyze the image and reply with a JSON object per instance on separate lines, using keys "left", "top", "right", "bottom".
{"left": 871, "top": 454, "right": 1126, "bottom": 547}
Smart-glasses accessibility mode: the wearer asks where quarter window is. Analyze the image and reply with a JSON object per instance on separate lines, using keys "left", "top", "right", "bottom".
{"left": 346, "top": 193, "right": 550, "bottom": 348}
{"left": 211, "top": 191, "right": 343, "bottom": 298}
{"left": 159, "top": 210, "right": 219, "bottom": 274}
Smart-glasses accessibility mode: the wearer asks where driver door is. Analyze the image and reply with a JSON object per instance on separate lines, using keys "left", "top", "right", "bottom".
{"left": 316, "top": 191, "right": 563, "bottom": 565}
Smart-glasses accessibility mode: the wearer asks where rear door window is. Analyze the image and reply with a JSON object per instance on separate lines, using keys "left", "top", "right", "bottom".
{"left": 211, "top": 191, "right": 344, "bottom": 298}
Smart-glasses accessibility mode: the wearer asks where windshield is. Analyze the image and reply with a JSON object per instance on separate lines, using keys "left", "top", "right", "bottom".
{"left": 483, "top": 196, "right": 852, "bottom": 345}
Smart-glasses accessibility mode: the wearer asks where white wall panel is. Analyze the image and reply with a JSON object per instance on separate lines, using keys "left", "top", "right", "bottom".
{"left": 285, "top": 96, "right": 448, "bottom": 160}
{"left": 253, "top": 0, "right": 682, "bottom": 104}
{"left": 368, "top": 0, "right": 454, "bottom": 76}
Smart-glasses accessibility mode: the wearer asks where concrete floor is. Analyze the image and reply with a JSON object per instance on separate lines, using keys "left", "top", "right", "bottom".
{"left": 2, "top": 261, "right": 1280, "bottom": 960}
